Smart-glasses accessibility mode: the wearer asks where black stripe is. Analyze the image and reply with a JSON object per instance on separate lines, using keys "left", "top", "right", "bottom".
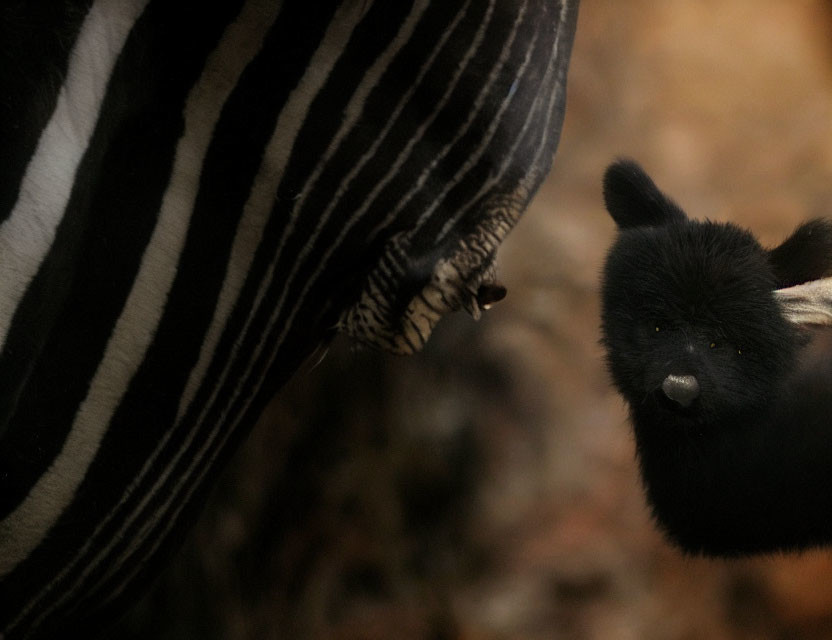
{"left": 0, "top": 0, "right": 93, "bottom": 223}
{"left": 280, "top": 0, "right": 527, "bottom": 316}
{"left": 539, "top": 0, "right": 579, "bottom": 182}
{"left": 410, "top": 0, "right": 566, "bottom": 251}
{"left": 278, "top": 0, "right": 486, "bottom": 301}
{"left": 175, "top": 0, "right": 441, "bottom": 460}
{"left": 147, "top": 4, "right": 514, "bottom": 552}
{"left": 62, "top": 2, "right": 484, "bottom": 615}
{"left": 7, "top": 2, "right": 346, "bottom": 632}
{"left": 54, "top": 0, "right": 409, "bottom": 614}
{"left": 202, "top": 0, "right": 478, "bottom": 375}
{"left": 52, "top": 0, "right": 430, "bottom": 622}
{"left": 0, "top": 0, "right": 248, "bottom": 628}
{"left": 0, "top": 0, "right": 580, "bottom": 636}
{"left": 410, "top": 0, "right": 548, "bottom": 245}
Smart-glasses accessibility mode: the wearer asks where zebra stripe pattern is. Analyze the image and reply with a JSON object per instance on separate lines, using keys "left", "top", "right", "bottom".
{"left": 0, "top": 0, "right": 578, "bottom": 637}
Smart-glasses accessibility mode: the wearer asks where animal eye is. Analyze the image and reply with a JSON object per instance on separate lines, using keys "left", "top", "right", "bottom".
{"left": 737, "top": 348, "right": 742, "bottom": 355}
{"left": 655, "top": 325, "right": 660, "bottom": 333}
{"left": 709, "top": 342, "right": 716, "bottom": 349}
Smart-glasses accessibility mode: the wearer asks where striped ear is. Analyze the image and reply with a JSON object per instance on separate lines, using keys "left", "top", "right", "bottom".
{"left": 775, "top": 277, "right": 832, "bottom": 327}
{"left": 603, "top": 159, "right": 687, "bottom": 229}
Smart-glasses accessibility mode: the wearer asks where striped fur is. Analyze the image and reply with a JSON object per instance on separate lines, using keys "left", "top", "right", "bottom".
{"left": 0, "top": 0, "right": 578, "bottom": 637}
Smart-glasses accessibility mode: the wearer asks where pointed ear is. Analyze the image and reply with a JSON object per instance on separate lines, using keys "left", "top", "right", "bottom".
{"left": 603, "top": 159, "right": 687, "bottom": 229}
{"left": 768, "top": 218, "right": 832, "bottom": 288}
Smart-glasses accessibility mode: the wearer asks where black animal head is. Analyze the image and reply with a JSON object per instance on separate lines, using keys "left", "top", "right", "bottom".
{"left": 600, "top": 160, "right": 832, "bottom": 430}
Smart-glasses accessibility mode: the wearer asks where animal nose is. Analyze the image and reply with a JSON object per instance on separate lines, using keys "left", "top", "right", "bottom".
{"left": 661, "top": 374, "right": 700, "bottom": 408}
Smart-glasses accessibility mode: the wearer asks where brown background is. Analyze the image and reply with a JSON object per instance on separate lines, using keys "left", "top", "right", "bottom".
{"left": 116, "top": 2, "right": 832, "bottom": 638}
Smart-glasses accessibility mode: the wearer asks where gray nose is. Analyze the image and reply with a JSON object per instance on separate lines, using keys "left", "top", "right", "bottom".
{"left": 661, "top": 374, "right": 700, "bottom": 407}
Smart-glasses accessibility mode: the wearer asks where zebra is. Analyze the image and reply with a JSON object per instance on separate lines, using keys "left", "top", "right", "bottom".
{"left": 0, "top": 0, "right": 579, "bottom": 637}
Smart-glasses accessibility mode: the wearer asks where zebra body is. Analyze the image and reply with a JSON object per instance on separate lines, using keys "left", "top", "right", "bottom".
{"left": 0, "top": 0, "right": 578, "bottom": 636}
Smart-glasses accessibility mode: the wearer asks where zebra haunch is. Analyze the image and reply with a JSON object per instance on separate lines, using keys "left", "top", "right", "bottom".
{"left": 0, "top": 1, "right": 578, "bottom": 637}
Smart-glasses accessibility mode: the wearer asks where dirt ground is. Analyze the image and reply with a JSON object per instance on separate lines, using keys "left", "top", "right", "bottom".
{"left": 115, "top": 2, "right": 832, "bottom": 638}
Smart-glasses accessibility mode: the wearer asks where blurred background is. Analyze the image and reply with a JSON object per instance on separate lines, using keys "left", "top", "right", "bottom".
{"left": 116, "top": 1, "right": 832, "bottom": 638}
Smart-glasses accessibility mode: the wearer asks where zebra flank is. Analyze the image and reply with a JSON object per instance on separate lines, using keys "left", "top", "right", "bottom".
{"left": 0, "top": 0, "right": 578, "bottom": 637}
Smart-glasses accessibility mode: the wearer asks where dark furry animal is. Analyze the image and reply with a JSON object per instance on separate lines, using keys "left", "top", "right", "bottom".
{"left": 600, "top": 159, "right": 832, "bottom": 555}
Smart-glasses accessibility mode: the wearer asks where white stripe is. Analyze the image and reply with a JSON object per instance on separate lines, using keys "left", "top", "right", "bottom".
{"left": 103, "top": 0, "right": 574, "bottom": 614}
{"left": 9, "top": 0, "right": 282, "bottom": 630}
{"left": 0, "top": 0, "right": 149, "bottom": 351}
{"left": 144, "top": 0, "right": 486, "bottom": 563}
{"left": 266, "top": 0, "right": 518, "bottom": 352}
{"left": 165, "top": 0, "right": 463, "bottom": 491}
{"left": 2, "top": 5, "right": 279, "bottom": 621}
{"left": 90, "top": 0, "right": 437, "bottom": 605}
{"left": 369, "top": 0, "right": 524, "bottom": 238}
{"left": 173, "top": 0, "right": 368, "bottom": 424}
{"left": 203, "top": 21, "right": 567, "bottom": 598}
{"left": 89, "top": 0, "right": 565, "bottom": 613}
{"left": 261, "top": 0, "right": 501, "bottom": 354}
{"left": 107, "top": 0, "right": 381, "bottom": 570}
{"left": 24, "top": 0, "right": 376, "bottom": 620}
{"left": 196, "top": 0, "right": 477, "bottom": 436}
{"left": 434, "top": 0, "right": 569, "bottom": 241}
{"left": 433, "top": 12, "right": 542, "bottom": 239}
{"left": 260, "top": 0, "right": 534, "bottom": 387}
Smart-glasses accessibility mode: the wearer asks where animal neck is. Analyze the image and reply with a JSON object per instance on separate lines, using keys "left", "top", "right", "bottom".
{"left": 634, "top": 356, "right": 832, "bottom": 555}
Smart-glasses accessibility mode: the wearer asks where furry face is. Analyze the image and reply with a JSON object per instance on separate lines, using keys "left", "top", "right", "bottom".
{"left": 600, "top": 160, "right": 832, "bottom": 555}
{"left": 603, "top": 219, "right": 797, "bottom": 429}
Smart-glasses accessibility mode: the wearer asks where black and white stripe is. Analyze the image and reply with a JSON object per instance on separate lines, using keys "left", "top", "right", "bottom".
{"left": 0, "top": 1, "right": 578, "bottom": 637}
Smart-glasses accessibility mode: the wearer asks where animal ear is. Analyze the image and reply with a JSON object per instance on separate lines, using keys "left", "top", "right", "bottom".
{"left": 603, "top": 159, "right": 687, "bottom": 229}
{"left": 768, "top": 218, "right": 832, "bottom": 288}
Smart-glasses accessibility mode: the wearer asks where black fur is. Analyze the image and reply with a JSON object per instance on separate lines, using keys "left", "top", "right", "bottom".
{"left": 600, "top": 159, "right": 832, "bottom": 555}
